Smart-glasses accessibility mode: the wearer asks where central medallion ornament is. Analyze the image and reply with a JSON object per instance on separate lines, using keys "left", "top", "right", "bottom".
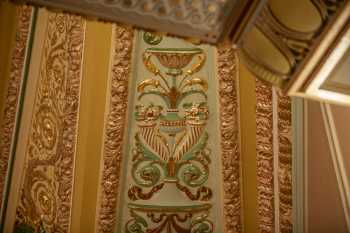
{"left": 126, "top": 46, "right": 213, "bottom": 233}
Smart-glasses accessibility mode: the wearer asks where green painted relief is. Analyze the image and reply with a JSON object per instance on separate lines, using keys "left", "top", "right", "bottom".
{"left": 118, "top": 31, "right": 223, "bottom": 233}
{"left": 143, "top": 32, "right": 163, "bottom": 45}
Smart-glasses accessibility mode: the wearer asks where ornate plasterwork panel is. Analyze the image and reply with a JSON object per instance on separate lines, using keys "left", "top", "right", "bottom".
{"left": 97, "top": 29, "right": 242, "bottom": 232}
{"left": 96, "top": 24, "right": 134, "bottom": 233}
{"left": 217, "top": 45, "right": 242, "bottom": 233}
{"left": 121, "top": 35, "right": 217, "bottom": 233}
{"left": 0, "top": 5, "right": 33, "bottom": 211}
{"left": 256, "top": 79, "right": 275, "bottom": 233}
{"left": 14, "top": 12, "right": 85, "bottom": 232}
{"left": 277, "top": 92, "right": 292, "bottom": 233}
{"left": 256, "top": 80, "right": 293, "bottom": 233}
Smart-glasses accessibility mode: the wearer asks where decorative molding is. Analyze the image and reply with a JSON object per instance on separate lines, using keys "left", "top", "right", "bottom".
{"left": 239, "top": 49, "right": 287, "bottom": 88}
{"left": 96, "top": 24, "right": 134, "bottom": 233}
{"left": 14, "top": 0, "right": 265, "bottom": 44}
{"left": 0, "top": 5, "right": 33, "bottom": 210}
{"left": 294, "top": 6, "right": 350, "bottom": 106}
{"left": 217, "top": 44, "right": 242, "bottom": 233}
{"left": 256, "top": 80, "right": 293, "bottom": 233}
{"left": 277, "top": 91, "right": 293, "bottom": 233}
{"left": 321, "top": 103, "right": 350, "bottom": 232}
{"left": 256, "top": 79, "right": 275, "bottom": 233}
{"left": 14, "top": 12, "right": 85, "bottom": 232}
{"left": 272, "top": 88, "right": 280, "bottom": 233}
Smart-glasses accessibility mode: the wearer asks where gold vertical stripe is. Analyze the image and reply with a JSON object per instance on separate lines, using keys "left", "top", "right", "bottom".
{"left": 239, "top": 64, "right": 258, "bottom": 233}
{"left": 71, "top": 20, "right": 112, "bottom": 233}
{"left": 14, "top": 11, "right": 85, "bottom": 232}
{"left": 0, "top": 5, "right": 33, "bottom": 210}
{"left": 0, "top": 1, "right": 18, "bottom": 119}
{"left": 256, "top": 79, "right": 275, "bottom": 233}
{"left": 277, "top": 91, "right": 292, "bottom": 233}
{"left": 217, "top": 45, "right": 242, "bottom": 233}
{"left": 96, "top": 24, "right": 134, "bottom": 233}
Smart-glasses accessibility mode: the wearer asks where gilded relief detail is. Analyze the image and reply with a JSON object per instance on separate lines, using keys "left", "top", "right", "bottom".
{"left": 256, "top": 81, "right": 293, "bottom": 232}
{"left": 277, "top": 92, "right": 292, "bottom": 233}
{"left": 15, "top": 13, "right": 85, "bottom": 232}
{"left": 125, "top": 45, "right": 214, "bottom": 232}
{"left": 126, "top": 204, "right": 213, "bottom": 233}
{"left": 129, "top": 47, "right": 210, "bottom": 199}
{"left": 256, "top": 79, "right": 275, "bottom": 233}
{"left": 217, "top": 45, "right": 242, "bottom": 233}
{"left": 0, "top": 6, "right": 33, "bottom": 209}
{"left": 96, "top": 24, "right": 134, "bottom": 233}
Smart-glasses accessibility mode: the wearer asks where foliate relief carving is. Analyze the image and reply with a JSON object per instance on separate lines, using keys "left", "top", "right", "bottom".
{"left": 256, "top": 82, "right": 293, "bottom": 232}
{"left": 256, "top": 79, "right": 274, "bottom": 233}
{"left": 130, "top": 47, "right": 210, "bottom": 198}
{"left": 125, "top": 204, "right": 213, "bottom": 233}
{"left": 0, "top": 5, "right": 33, "bottom": 210}
{"left": 96, "top": 24, "right": 134, "bottom": 233}
{"left": 15, "top": 13, "right": 85, "bottom": 232}
{"left": 125, "top": 47, "right": 213, "bottom": 232}
{"left": 217, "top": 45, "right": 242, "bottom": 233}
{"left": 277, "top": 92, "right": 292, "bottom": 233}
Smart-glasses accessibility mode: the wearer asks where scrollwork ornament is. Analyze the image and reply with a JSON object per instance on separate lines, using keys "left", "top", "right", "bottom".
{"left": 135, "top": 163, "right": 162, "bottom": 187}
{"left": 124, "top": 41, "right": 215, "bottom": 231}
{"left": 34, "top": 104, "right": 59, "bottom": 151}
{"left": 125, "top": 211, "right": 147, "bottom": 233}
{"left": 191, "top": 215, "right": 214, "bottom": 233}
{"left": 178, "top": 161, "right": 209, "bottom": 188}
{"left": 15, "top": 12, "right": 85, "bottom": 231}
{"left": 125, "top": 206, "right": 212, "bottom": 233}
{"left": 131, "top": 47, "right": 212, "bottom": 200}
{"left": 128, "top": 183, "right": 165, "bottom": 201}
